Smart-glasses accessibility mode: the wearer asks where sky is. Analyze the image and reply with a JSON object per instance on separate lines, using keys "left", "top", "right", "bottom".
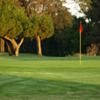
{"left": 63, "top": 0, "right": 84, "bottom": 18}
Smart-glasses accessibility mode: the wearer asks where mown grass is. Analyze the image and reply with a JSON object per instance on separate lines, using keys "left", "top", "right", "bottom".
{"left": 0, "top": 53, "right": 100, "bottom": 100}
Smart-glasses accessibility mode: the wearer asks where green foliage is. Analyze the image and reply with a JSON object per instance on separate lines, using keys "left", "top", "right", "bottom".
{"left": 0, "top": 0, "right": 31, "bottom": 39}
{"left": 86, "top": 0, "right": 100, "bottom": 24}
{"left": 84, "top": 0, "right": 100, "bottom": 44}
{"left": 41, "top": 14, "right": 99, "bottom": 56}
{"left": 30, "top": 15, "right": 54, "bottom": 39}
{"left": 39, "top": 15, "right": 54, "bottom": 39}
{"left": 19, "top": 0, "right": 72, "bottom": 30}
{"left": 54, "top": 28, "right": 79, "bottom": 55}
{"left": 48, "top": 17, "right": 89, "bottom": 56}
{"left": 52, "top": 7, "right": 72, "bottom": 30}
{"left": 74, "top": 0, "right": 92, "bottom": 12}
{"left": 0, "top": 0, "right": 2, "bottom": 9}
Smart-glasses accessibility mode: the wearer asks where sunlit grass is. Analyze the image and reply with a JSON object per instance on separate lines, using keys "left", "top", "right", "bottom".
{"left": 0, "top": 54, "right": 100, "bottom": 100}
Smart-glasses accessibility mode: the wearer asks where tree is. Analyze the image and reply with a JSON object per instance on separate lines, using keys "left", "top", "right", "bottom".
{"left": 84, "top": 0, "right": 100, "bottom": 55}
{"left": 85, "top": 0, "right": 100, "bottom": 43}
{"left": 74, "top": 0, "right": 92, "bottom": 12}
{"left": 0, "top": 0, "right": 4, "bottom": 53}
{"left": 18, "top": 0, "right": 72, "bottom": 56}
{"left": 0, "top": 0, "right": 32, "bottom": 56}
{"left": 29, "top": 15, "right": 54, "bottom": 56}
{"left": 0, "top": 38, "right": 5, "bottom": 53}
{"left": 54, "top": 17, "right": 88, "bottom": 56}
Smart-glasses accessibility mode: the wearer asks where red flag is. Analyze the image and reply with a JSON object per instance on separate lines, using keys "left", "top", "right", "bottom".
{"left": 80, "top": 22, "right": 83, "bottom": 33}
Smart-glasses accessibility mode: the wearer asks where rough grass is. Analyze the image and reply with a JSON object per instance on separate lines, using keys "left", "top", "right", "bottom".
{"left": 0, "top": 53, "right": 100, "bottom": 100}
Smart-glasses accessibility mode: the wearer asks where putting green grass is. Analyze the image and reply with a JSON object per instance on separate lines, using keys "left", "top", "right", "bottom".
{"left": 0, "top": 54, "right": 100, "bottom": 100}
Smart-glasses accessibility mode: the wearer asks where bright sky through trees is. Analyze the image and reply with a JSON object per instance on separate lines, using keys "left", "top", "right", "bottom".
{"left": 64, "top": 0, "right": 84, "bottom": 18}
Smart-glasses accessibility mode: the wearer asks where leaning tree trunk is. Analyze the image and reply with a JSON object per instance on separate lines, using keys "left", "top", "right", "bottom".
{"left": 2, "top": 36, "right": 24, "bottom": 56}
{"left": 10, "top": 39, "right": 20, "bottom": 56}
{"left": 36, "top": 36, "right": 42, "bottom": 56}
{"left": 0, "top": 38, "right": 5, "bottom": 53}
{"left": 6, "top": 42, "right": 14, "bottom": 56}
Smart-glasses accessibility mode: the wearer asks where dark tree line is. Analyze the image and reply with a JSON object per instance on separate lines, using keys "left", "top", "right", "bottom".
{"left": 0, "top": 0, "right": 100, "bottom": 56}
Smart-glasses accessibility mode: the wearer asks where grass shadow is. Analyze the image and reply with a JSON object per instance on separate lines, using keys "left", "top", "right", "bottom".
{"left": 0, "top": 74, "right": 100, "bottom": 100}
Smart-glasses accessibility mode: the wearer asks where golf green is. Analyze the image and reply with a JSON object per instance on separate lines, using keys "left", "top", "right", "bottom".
{"left": 0, "top": 54, "right": 100, "bottom": 100}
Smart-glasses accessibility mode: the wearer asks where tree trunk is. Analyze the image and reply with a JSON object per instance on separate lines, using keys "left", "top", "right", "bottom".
{"left": 6, "top": 42, "right": 14, "bottom": 56}
{"left": 11, "top": 39, "right": 20, "bottom": 56}
{"left": 36, "top": 36, "right": 42, "bottom": 56}
{"left": 2, "top": 36, "right": 24, "bottom": 56}
{"left": 14, "top": 47, "right": 20, "bottom": 56}
{"left": 0, "top": 38, "right": 5, "bottom": 53}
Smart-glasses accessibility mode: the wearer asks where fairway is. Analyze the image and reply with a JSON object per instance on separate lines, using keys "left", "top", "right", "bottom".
{"left": 0, "top": 54, "right": 100, "bottom": 100}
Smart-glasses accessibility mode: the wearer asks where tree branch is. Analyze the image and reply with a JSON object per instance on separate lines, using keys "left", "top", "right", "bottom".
{"left": 40, "top": 11, "right": 48, "bottom": 17}
{"left": 18, "top": 37, "right": 24, "bottom": 47}
{"left": 3, "top": 36, "right": 12, "bottom": 42}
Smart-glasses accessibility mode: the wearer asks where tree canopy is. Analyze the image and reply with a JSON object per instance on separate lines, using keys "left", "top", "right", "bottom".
{"left": 0, "top": 0, "right": 31, "bottom": 39}
{"left": 0, "top": 0, "right": 100, "bottom": 56}
{"left": 85, "top": 0, "right": 100, "bottom": 44}
{"left": 0, "top": 0, "right": 32, "bottom": 56}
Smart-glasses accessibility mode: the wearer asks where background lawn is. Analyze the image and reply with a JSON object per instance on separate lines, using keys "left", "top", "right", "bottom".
{"left": 0, "top": 54, "right": 100, "bottom": 100}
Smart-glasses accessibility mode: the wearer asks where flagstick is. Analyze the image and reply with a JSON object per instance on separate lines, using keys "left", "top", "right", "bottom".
{"left": 80, "top": 31, "right": 81, "bottom": 64}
